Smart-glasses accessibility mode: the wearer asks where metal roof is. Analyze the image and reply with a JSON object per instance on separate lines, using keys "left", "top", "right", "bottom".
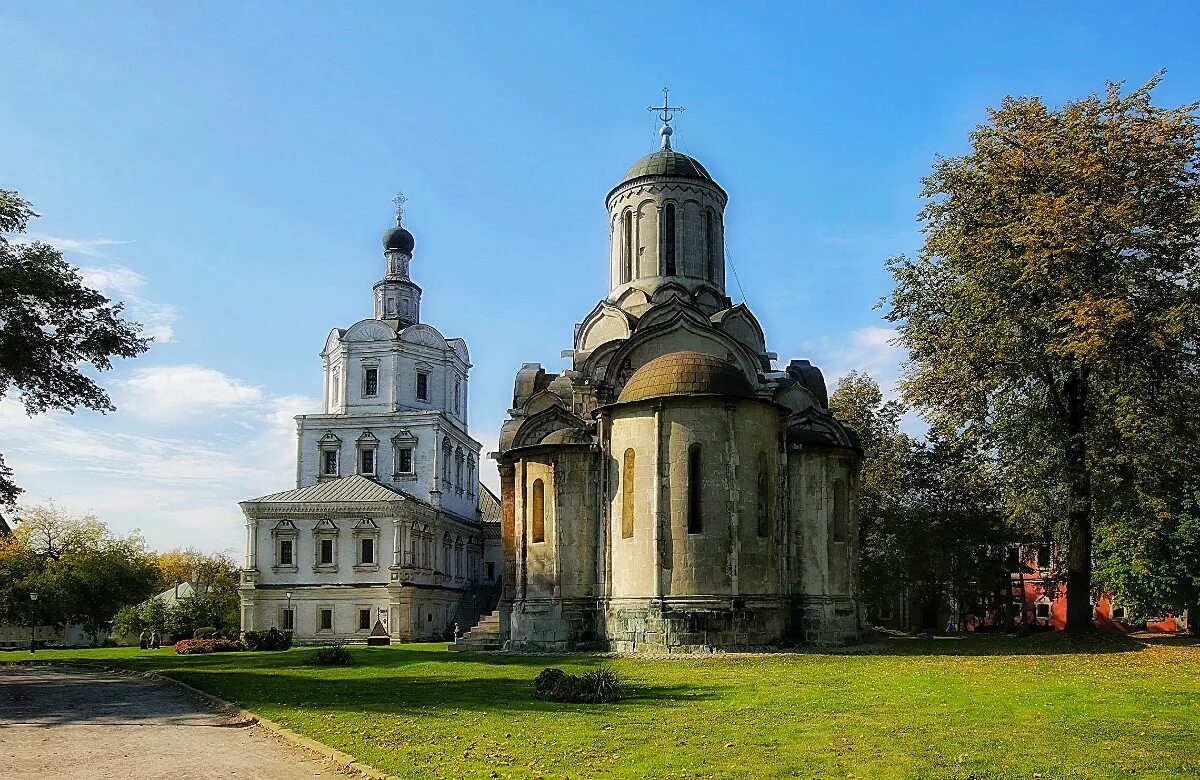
{"left": 478, "top": 484, "right": 501, "bottom": 523}
{"left": 247, "top": 475, "right": 406, "bottom": 504}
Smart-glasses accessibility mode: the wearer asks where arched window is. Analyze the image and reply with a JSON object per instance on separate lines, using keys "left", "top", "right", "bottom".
{"left": 454, "top": 448, "right": 464, "bottom": 491}
{"left": 664, "top": 203, "right": 677, "bottom": 276}
{"left": 705, "top": 209, "right": 716, "bottom": 281}
{"left": 832, "top": 478, "right": 848, "bottom": 543}
{"left": 622, "top": 210, "right": 633, "bottom": 283}
{"left": 757, "top": 453, "right": 770, "bottom": 538}
{"left": 466, "top": 456, "right": 476, "bottom": 496}
{"left": 621, "top": 449, "right": 635, "bottom": 539}
{"left": 531, "top": 478, "right": 545, "bottom": 543}
{"left": 687, "top": 444, "right": 702, "bottom": 534}
{"left": 441, "top": 438, "right": 452, "bottom": 483}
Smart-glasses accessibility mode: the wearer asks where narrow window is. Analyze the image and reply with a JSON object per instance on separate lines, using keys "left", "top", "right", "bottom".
{"left": 360, "top": 537, "right": 374, "bottom": 565}
{"left": 396, "top": 447, "right": 413, "bottom": 474}
{"left": 705, "top": 209, "right": 716, "bottom": 280}
{"left": 455, "top": 449, "right": 464, "bottom": 490}
{"left": 664, "top": 203, "right": 676, "bottom": 276}
{"left": 621, "top": 449, "right": 635, "bottom": 539}
{"left": 531, "top": 478, "right": 545, "bottom": 543}
{"left": 282, "top": 608, "right": 294, "bottom": 631}
{"left": 363, "top": 367, "right": 378, "bottom": 397}
{"left": 385, "top": 297, "right": 395, "bottom": 315}
{"left": 416, "top": 372, "right": 429, "bottom": 401}
{"left": 279, "top": 539, "right": 293, "bottom": 566}
{"left": 358, "top": 609, "right": 371, "bottom": 631}
{"left": 486, "top": 561, "right": 496, "bottom": 580}
{"left": 687, "top": 445, "right": 702, "bottom": 534}
{"left": 466, "top": 457, "right": 476, "bottom": 495}
{"left": 323, "top": 449, "right": 339, "bottom": 476}
{"left": 622, "top": 210, "right": 633, "bottom": 282}
{"left": 756, "top": 453, "right": 770, "bottom": 538}
{"left": 1007, "top": 545, "right": 1021, "bottom": 572}
{"left": 332, "top": 366, "right": 341, "bottom": 406}
{"left": 319, "top": 608, "right": 333, "bottom": 631}
{"left": 1036, "top": 543, "right": 1051, "bottom": 570}
{"left": 832, "top": 479, "right": 848, "bottom": 543}
{"left": 360, "top": 448, "right": 376, "bottom": 475}
{"left": 442, "top": 439, "right": 452, "bottom": 482}
{"left": 320, "top": 538, "right": 334, "bottom": 565}
{"left": 454, "top": 377, "right": 461, "bottom": 414}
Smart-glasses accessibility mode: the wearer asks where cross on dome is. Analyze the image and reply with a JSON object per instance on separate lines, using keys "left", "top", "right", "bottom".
{"left": 647, "top": 87, "right": 685, "bottom": 150}
{"left": 392, "top": 191, "right": 407, "bottom": 226}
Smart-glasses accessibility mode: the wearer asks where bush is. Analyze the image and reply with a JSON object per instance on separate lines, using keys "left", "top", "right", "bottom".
{"left": 193, "top": 626, "right": 218, "bottom": 639}
{"left": 306, "top": 644, "right": 353, "bottom": 666}
{"left": 174, "top": 638, "right": 244, "bottom": 655}
{"left": 244, "top": 627, "right": 293, "bottom": 651}
{"left": 533, "top": 666, "right": 623, "bottom": 703}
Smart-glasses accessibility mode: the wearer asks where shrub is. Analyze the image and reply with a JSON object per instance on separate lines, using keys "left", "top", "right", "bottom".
{"left": 533, "top": 666, "right": 623, "bottom": 703}
{"left": 193, "top": 626, "right": 218, "bottom": 639}
{"left": 174, "top": 638, "right": 244, "bottom": 655}
{"left": 244, "top": 627, "right": 293, "bottom": 651}
{"left": 306, "top": 644, "right": 353, "bottom": 666}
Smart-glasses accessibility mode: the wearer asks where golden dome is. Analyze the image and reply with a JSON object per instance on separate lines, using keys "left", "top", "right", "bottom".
{"left": 617, "top": 351, "right": 754, "bottom": 403}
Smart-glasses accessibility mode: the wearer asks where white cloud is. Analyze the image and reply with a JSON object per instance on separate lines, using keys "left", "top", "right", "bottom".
{"left": 121, "top": 365, "right": 264, "bottom": 422}
{"left": 27, "top": 234, "right": 131, "bottom": 257}
{"left": 802, "top": 325, "right": 908, "bottom": 401}
{"left": 78, "top": 263, "right": 179, "bottom": 343}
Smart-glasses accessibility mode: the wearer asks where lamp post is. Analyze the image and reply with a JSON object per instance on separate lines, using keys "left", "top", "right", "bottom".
{"left": 285, "top": 591, "right": 293, "bottom": 633}
{"left": 29, "top": 592, "right": 39, "bottom": 654}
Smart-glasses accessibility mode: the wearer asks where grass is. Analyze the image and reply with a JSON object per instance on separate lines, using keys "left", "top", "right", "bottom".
{"left": 4, "top": 633, "right": 1199, "bottom": 779}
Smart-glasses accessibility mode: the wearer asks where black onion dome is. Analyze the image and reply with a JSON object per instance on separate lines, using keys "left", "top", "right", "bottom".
{"left": 383, "top": 225, "right": 415, "bottom": 253}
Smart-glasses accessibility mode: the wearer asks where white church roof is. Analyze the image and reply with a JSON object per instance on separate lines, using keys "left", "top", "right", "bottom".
{"left": 246, "top": 475, "right": 406, "bottom": 504}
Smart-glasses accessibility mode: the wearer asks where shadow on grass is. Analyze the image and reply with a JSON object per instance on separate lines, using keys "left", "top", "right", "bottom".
{"left": 848, "top": 630, "right": 1173, "bottom": 657}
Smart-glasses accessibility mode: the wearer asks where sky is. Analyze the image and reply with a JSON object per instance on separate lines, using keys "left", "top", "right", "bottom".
{"left": 2, "top": 2, "right": 1198, "bottom": 555}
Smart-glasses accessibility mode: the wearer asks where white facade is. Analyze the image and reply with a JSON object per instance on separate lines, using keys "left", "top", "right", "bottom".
{"left": 239, "top": 211, "right": 499, "bottom": 644}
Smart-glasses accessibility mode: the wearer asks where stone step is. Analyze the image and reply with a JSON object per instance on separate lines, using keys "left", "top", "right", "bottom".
{"left": 450, "top": 609, "right": 504, "bottom": 652}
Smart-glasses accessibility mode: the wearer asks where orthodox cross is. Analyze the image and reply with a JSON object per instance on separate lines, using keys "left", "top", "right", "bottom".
{"left": 392, "top": 191, "right": 407, "bottom": 225}
{"left": 648, "top": 87, "right": 685, "bottom": 125}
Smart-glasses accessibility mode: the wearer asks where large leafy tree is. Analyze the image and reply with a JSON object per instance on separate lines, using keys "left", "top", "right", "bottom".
{"left": 887, "top": 75, "right": 1200, "bottom": 630}
{"left": 0, "top": 190, "right": 149, "bottom": 505}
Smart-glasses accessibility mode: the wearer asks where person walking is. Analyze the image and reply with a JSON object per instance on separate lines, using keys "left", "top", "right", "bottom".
{"left": 150, "top": 630, "right": 160, "bottom": 649}
{"left": 139, "top": 630, "right": 149, "bottom": 650}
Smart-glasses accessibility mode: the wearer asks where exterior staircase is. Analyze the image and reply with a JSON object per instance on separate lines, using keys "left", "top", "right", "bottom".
{"left": 448, "top": 609, "right": 503, "bottom": 652}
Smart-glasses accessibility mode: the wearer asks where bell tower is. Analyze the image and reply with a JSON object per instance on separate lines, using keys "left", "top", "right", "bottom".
{"left": 374, "top": 192, "right": 422, "bottom": 325}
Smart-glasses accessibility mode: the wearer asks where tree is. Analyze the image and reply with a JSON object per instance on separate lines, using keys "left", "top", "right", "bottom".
{"left": 886, "top": 75, "right": 1200, "bottom": 630}
{"left": 0, "top": 504, "right": 159, "bottom": 640}
{"left": 0, "top": 190, "right": 150, "bottom": 505}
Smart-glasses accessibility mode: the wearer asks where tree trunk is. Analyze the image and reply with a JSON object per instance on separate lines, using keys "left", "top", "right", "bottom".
{"left": 1063, "top": 370, "right": 1094, "bottom": 632}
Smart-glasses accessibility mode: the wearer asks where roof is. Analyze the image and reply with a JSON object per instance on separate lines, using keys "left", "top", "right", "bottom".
{"left": 540, "top": 427, "right": 593, "bottom": 446}
{"left": 621, "top": 150, "right": 714, "bottom": 185}
{"left": 618, "top": 351, "right": 755, "bottom": 404}
{"left": 152, "top": 581, "right": 212, "bottom": 607}
{"left": 478, "top": 484, "right": 501, "bottom": 523}
{"left": 246, "top": 475, "right": 405, "bottom": 504}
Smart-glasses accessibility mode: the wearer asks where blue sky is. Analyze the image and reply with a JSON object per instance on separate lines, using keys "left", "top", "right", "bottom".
{"left": 2, "top": 3, "right": 1198, "bottom": 554}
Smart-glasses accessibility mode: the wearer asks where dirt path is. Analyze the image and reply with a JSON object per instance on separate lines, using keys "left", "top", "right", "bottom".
{"left": 0, "top": 665, "right": 347, "bottom": 780}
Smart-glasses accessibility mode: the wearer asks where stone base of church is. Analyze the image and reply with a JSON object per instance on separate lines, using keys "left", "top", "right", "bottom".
{"left": 502, "top": 594, "right": 862, "bottom": 653}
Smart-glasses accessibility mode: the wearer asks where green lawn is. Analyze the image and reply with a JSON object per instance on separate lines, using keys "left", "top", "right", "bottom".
{"left": 4, "top": 634, "right": 1198, "bottom": 779}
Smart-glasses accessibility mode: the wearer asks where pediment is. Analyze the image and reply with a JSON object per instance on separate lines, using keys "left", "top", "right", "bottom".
{"left": 576, "top": 302, "right": 633, "bottom": 352}
{"left": 353, "top": 517, "right": 380, "bottom": 531}
{"left": 323, "top": 328, "right": 346, "bottom": 356}
{"left": 399, "top": 323, "right": 449, "bottom": 349}
{"left": 344, "top": 319, "right": 396, "bottom": 342}
{"left": 712, "top": 304, "right": 767, "bottom": 354}
{"left": 313, "top": 518, "right": 339, "bottom": 532}
{"left": 271, "top": 519, "right": 298, "bottom": 533}
{"left": 510, "top": 406, "right": 588, "bottom": 450}
{"left": 319, "top": 431, "right": 342, "bottom": 445}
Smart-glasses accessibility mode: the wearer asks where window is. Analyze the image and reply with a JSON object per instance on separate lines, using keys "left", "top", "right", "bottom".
{"left": 360, "top": 448, "right": 376, "bottom": 476}
{"left": 396, "top": 447, "right": 414, "bottom": 474}
{"left": 1035, "top": 602, "right": 1051, "bottom": 620}
{"left": 360, "top": 537, "right": 374, "bottom": 565}
{"left": 1111, "top": 606, "right": 1127, "bottom": 621}
{"left": 1007, "top": 545, "right": 1021, "bottom": 573}
{"left": 664, "top": 203, "right": 677, "bottom": 276}
{"left": 442, "top": 439, "right": 452, "bottom": 483}
{"left": 486, "top": 561, "right": 495, "bottom": 581}
{"left": 282, "top": 608, "right": 294, "bottom": 631}
{"left": 320, "top": 538, "right": 334, "bottom": 565}
{"left": 454, "top": 377, "right": 461, "bottom": 415}
{"left": 363, "top": 366, "right": 379, "bottom": 397}
{"left": 687, "top": 445, "right": 702, "bottom": 534}
{"left": 877, "top": 604, "right": 894, "bottom": 622}
{"left": 331, "top": 366, "right": 341, "bottom": 406}
{"left": 832, "top": 479, "right": 848, "bottom": 543}
{"left": 705, "top": 209, "right": 716, "bottom": 280}
{"left": 319, "top": 608, "right": 333, "bottom": 631}
{"left": 323, "top": 449, "right": 339, "bottom": 476}
{"left": 622, "top": 210, "right": 633, "bottom": 283}
{"left": 531, "top": 478, "right": 545, "bottom": 543}
{"left": 358, "top": 608, "right": 372, "bottom": 631}
{"left": 454, "top": 449, "right": 464, "bottom": 492}
{"left": 279, "top": 539, "right": 293, "bottom": 566}
{"left": 756, "top": 453, "right": 770, "bottom": 538}
{"left": 416, "top": 372, "right": 429, "bottom": 401}
{"left": 466, "top": 457, "right": 476, "bottom": 496}
{"left": 621, "top": 449, "right": 635, "bottom": 539}
{"left": 1036, "top": 543, "right": 1051, "bottom": 570}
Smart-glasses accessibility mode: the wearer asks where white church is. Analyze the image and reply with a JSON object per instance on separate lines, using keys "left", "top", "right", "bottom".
{"left": 238, "top": 203, "right": 501, "bottom": 643}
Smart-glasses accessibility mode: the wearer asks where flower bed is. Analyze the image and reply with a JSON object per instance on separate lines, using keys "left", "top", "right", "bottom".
{"left": 174, "top": 638, "right": 245, "bottom": 654}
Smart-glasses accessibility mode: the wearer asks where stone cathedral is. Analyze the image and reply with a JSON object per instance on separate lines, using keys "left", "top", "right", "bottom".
{"left": 480, "top": 112, "right": 863, "bottom": 653}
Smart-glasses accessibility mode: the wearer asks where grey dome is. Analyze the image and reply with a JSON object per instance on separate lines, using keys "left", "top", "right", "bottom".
{"left": 383, "top": 225, "right": 415, "bottom": 253}
{"left": 621, "top": 150, "right": 714, "bottom": 185}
